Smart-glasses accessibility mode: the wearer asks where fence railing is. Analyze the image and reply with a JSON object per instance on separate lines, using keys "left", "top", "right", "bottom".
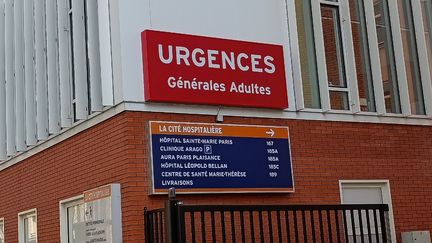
{"left": 145, "top": 208, "right": 165, "bottom": 243}
{"left": 145, "top": 201, "right": 391, "bottom": 243}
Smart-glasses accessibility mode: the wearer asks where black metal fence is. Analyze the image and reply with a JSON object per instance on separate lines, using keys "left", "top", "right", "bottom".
{"left": 145, "top": 201, "right": 391, "bottom": 243}
{"left": 145, "top": 208, "right": 165, "bottom": 243}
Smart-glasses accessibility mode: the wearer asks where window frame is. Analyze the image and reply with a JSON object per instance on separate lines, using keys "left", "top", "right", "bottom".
{"left": 412, "top": 0, "right": 432, "bottom": 116}
{"left": 59, "top": 195, "right": 84, "bottom": 243}
{"left": 18, "top": 209, "right": 38, "bottom": 243}
{"left": 0, "top": 217, "right": 5, "bottom": 243}
{"left": 286, "top": 0, "right": 306, "bottom": 111}
{"left": 350, "top": 0, "right": 377, "bottom": 112}
{"left": 311, "top": 0, "right": 360, "bottom": 112}
{"left": 362, "top": 0, "right": 388, "bottom": 115}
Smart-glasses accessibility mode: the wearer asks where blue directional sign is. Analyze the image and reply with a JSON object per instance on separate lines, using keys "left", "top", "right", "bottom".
{"left": 149, "top": 121, "right": 294, "bottom": 194}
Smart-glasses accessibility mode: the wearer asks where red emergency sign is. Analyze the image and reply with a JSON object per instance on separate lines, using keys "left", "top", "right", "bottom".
{"left": 141, "top": 30, "right": 289, "bottom": 109}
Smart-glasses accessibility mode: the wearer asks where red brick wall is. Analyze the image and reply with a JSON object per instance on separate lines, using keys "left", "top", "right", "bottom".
{"left": 0, "top": 111, "right": 430, "bottom": 242}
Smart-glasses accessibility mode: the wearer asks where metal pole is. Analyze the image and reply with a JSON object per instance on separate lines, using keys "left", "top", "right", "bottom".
{"left": 165, "top": 188, "right": 182, "bottom": 243}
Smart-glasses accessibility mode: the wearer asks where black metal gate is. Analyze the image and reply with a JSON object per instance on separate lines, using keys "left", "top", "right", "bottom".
{"left": 145, "top": 199, "right": 391, "bottom": 243}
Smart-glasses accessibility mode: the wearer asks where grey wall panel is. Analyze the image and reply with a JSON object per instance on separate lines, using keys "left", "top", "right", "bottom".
{"left": 35, "top": 0, "right": 49, "bottom": 140}
{"left": 5, "top": 0, "right": 16, "bottom": 156}
{"left": 46, "top": 0, "right": 61, "bottom": 134}
{"left": 87, "top": 0, "right": 103, "bottom": 112}
{"left": 14, "top": 0, "right": 26, "bottom": 152}
{"left": 57, "top": 0, "right": 72, "bottom": 128}
{"left": 0, "top": 1, "right": 6, "bottom": 160}
{"left": 72, "top": 0, "right": 89, "bottom": 120}
{"left": 24, "top": 0, "right": 37, "bottom": 146}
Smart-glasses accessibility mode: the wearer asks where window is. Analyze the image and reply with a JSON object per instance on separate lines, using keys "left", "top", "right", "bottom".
{"left": 18, "top": 210, "right": 37, "bottom": 243}
{"left": 60, "top": 184, "right": 122, "bottom": 243}
{"left": 397, "top": 0, "right": 425, "bottom": 115}
{"left": 67, "top": 203, "right": 86, "bottom": 242}
{"left": 374, "top": 0, "right": 401, "bottom": 114}
{"left": 321, "top": 3, "right": 350, "bottom": 111}
{"left": 350, "top": 0, "right": 376, "bottom": 112}
{"left": 0, "top": 218, "right": 4, "bottom": 243}
{"left": 421, "top": 0, "right": 432, "bottom": 81}
{"left": 60, "top": 196, "right": 85, "bottom": 243}
{"left": 298, "top": 0, "right": 360, "bottom": 112}
{"left": 296, "top": 0, "right": 321, "bottom": 109}
{"left": 300, "top": 0, "right": 371, "bottom": 112}
{"left": 296, "top": 0, "right": 432, "bottom": 116}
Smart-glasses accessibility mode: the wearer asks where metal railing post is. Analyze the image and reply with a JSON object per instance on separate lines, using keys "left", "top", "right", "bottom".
{"left": 379, "top": 205, "right": 389, "bottom": 243}
{"left": 144, "top": 208, "right": 151, "bottom": 243}
{"left": 165, "top": 188, "right": 182, "bottom": 243}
